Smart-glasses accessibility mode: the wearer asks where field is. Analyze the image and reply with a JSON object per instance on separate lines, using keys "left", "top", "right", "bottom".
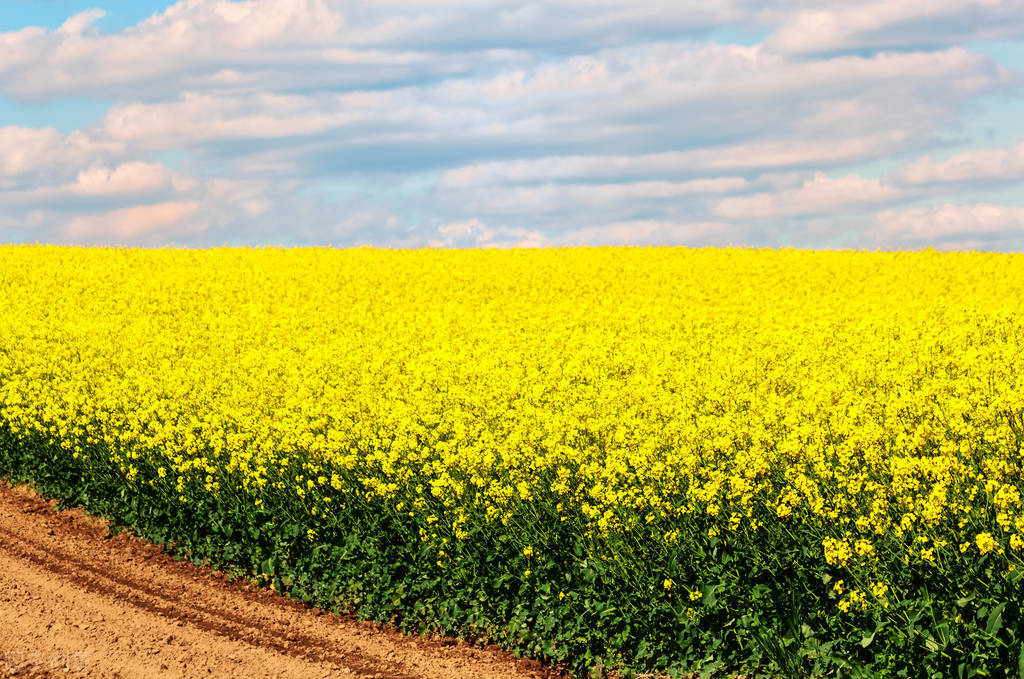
{"left": 1, "top": 246, "right": 1023, "bottom": 677}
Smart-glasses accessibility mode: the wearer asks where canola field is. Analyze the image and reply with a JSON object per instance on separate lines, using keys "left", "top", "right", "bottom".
{"left": 1, "top": 245, "right": 1023, "bottom": 676}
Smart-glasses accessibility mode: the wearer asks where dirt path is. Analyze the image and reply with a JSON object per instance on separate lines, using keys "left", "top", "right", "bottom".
{"left": 0, "top": 481, "right": 557, "bottom": 679}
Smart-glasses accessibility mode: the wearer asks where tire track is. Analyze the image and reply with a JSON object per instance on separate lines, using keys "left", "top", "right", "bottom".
{"left": 0, "top": 524, "right": 409, "bottom": 677}
{"left": 0, "top": 481, "right": 557, "bottom": 679}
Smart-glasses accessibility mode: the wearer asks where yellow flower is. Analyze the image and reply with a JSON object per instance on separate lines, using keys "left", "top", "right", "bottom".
{"left": 822, "top": 538, "right": 852, "bottom": 567}
{"left": 2, "top": 245, "right": 1024, "bottom": 647}
{"left": 854, "top": 539, "right": 875, "bottom": 558}
{"left": 976, "top": 532, "right": 998, "bottom": 555}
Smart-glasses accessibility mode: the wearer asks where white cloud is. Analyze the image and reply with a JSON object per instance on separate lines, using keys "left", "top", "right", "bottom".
{"left": 0, "top": 1, "right": 768, "bottom": 102}
{"left": 766, "top": 0, "right": 1024, "bottom": 54}
{"left": 432, "top": 218, "right": 548, "bottom": 248}
{"left": 66, "top": 162, "right": 179, "bottom": 196}
{"left": 438, "top": 218, "right": 484, "bottom": 240}
{"left": 0, "top": 161, "right": 194, "bottom": 210}
{"left": 445, "top": 178, "right": 747, "bottom": 216}
{"left": 0, "top": 126, "right": 125, "bottom": 185}
{"left": 99, "top": 92, "right": 370, "bottom": 146}
{"left": 895, "top": 141, "right": 1024, "bottom": 185}
{"left": 62, "top": 200, "right": 202, "bottom": 243}
{"left": 554, "top": 220, "right": 734, "bottom": 246}
{"left": 0, "top": 0, "right": 343, "bottom": 99}
{"left": 871, "top": 204, "right": 1024, "bottom": 246}
{"left": 714, "top": 173, "right": 904, "bottom": 219}
{"left": 81, "top": 43, "right": 1006, "bottom": 173}
{"left": 0, "top": 126, "right": 66, "bottom": 178}
{"left": 440, "top": 132, "right": 911, "bottom": 188}
{"left": 2, "top": 0, "right": 1024, "bottom": 250}
{"left": 57, "top": 9, "right": 107, "bottom": 36}
{"left": 440, "top": 44, "right": 1004, "bottom": 129}
{"left": 325, "top": 1, "right": 759, "bottom": 50}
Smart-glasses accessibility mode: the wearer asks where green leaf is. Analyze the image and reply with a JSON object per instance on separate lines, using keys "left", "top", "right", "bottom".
{"left": 986, "top": 601, "right": 1007, "bottom": 637}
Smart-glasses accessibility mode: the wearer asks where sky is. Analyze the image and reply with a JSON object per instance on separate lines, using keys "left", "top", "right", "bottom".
{"left": 2, "top": 1, "right": 1024, "bottom": 250}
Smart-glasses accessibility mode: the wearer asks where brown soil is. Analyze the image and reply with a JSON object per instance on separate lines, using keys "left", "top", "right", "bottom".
{"left": 0, "top": 481, "right": 560, "bottom": 679}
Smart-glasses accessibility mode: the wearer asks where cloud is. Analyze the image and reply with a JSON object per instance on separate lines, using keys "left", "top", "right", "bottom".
{"left": 894, "top": 141, "right": 1024, "bottom": 185}
{"left": 328, "top": 1, "right": 758, "bottom": 50}
{"left": 0, "top": 161, "right": 192, "bottom": 211}
{"left": 554, "top": 220, "right": 735, "bottom": 246}
{"left": 0, "top": 126, "right": 125, "bottom": 186}
{"left": 443, "top": 178, "right": 748, "bottom": 216}
{"left": 1, "top": 1, "right": 1024, "bottom": 250}
{"left": 0, "top": 126, "right": 67, "bottom": 179}
{"left": 432, "top": 217, "right": 548, "bottom": 248}
{"left": 0, "top": 0, "right": 343, "bottom": 100}
{"left": 438, "top": 218, "right": 485, "bottom": 240}
{"left": 766, "top": 0, "right": 1024, "bottom": 54}
{"left": 435, "top": 44, "right": 1006, "bottom": 144}
{"left": 0, "top": 0, "right": 771, "bottom": 102}
{"left": 869, "top": 203, "right": 1024, "bottom": 249}
{"left": 82, "top": 43, "right": 1009, "bottom": 179}
{"left": 62, "top": 200, "right": 202, "bottom": 243}
{"left": 99, "top": 92, "right": 369, "bottom": 147}
{"left": 439, "top": 132, "right": 912, "bottom": 187}
{"left": 57, "top": 9, "right": 107, "bottom": 36}
{"left": 65, "top": 162, "right": 181, "bottom": 196}
{"left": 713, "top": 173, "right": 905, "bottom": 219}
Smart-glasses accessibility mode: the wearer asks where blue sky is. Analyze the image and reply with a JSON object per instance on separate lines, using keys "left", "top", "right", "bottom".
{"left": 2, "top": 0, "right": 1024, "bottom": 249}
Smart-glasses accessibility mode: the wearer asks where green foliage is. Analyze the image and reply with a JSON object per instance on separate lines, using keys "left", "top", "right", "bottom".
{"left": 2, "top": 424, "right": 1023, "bottom": 678}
